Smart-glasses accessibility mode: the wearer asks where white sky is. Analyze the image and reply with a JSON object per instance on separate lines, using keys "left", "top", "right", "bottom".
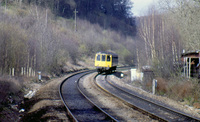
{"left": 131, "top": 0, "right": 159, "bottom": 16}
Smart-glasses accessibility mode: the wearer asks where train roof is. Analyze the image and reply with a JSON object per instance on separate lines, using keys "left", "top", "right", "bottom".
{"left": 96, "top": 51, "right": 118, "bottom": 57}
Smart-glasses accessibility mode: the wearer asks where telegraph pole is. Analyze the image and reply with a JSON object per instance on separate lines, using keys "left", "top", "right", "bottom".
{"left": 5, "top": 0, "right": 7, "bottom": 11}
{"left": 74, "top": 8, "right": 78, "bottom": 32}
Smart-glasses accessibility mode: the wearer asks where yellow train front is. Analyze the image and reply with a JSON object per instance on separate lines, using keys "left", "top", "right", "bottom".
{"left": 95, "top": 52, "right": 118, "bottom": 73}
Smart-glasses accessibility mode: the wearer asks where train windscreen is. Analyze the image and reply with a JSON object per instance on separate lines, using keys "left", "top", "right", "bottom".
{"left": 96, "top": 55, "right": 100, "bottom": 61}
{"left": 102, "top": 55, "right": 106, "bottom": 61}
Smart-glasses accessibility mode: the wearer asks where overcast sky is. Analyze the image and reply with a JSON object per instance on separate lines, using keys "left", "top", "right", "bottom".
{"left": 131, "top": 0, "right": 159, "bottom": 16}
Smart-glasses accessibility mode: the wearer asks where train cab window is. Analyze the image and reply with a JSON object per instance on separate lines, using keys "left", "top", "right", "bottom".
{"left": 96, "top": 55, "right": 100, "bottom": 61}
{"left": 102, "top": 55, "right": 106, "bottom": 61}
{"left": 107, "top": 55, "right": 110, "bottom": 61}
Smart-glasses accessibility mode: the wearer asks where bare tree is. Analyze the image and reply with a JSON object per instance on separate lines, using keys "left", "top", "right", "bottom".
{"left": 158, "top": 0, "right": 200, "bottom": 51}
{"left": 137, "top": 4, "right": 183, "bottom": 77}
{"left": 137, "top": 6, "right": 158, "bottom": 65}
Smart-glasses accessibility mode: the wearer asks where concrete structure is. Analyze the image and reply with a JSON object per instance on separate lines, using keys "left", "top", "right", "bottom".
{"left": 131, "top": 68, "right": 143, "bottom": 81}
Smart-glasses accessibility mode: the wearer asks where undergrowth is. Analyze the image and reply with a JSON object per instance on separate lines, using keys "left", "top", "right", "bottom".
{"left": 155, "top": 76, "right": 200, "bottom": 106}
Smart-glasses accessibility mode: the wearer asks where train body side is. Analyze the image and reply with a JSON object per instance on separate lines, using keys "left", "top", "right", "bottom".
{"left": 95, "top": 52, "right": 118, "bottom": 72}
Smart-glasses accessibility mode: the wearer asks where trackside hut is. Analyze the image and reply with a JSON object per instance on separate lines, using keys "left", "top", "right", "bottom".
{"left": 181, "top": 50, "right": 200, "bottom": 78}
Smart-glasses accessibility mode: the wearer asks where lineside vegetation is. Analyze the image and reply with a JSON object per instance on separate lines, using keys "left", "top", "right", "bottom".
{"left": 0, "top": 3, "right": 136, "bottom": 76}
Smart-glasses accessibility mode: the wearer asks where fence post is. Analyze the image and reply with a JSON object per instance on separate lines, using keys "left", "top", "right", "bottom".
{"left": 29, "top": 67, "right": 31, "bottom": 77}
{"left": 152, "top": 79, "right": 157, "bottom": 94}
{"left": 24, "top": 67, "right": 26, "bottom": 76}
{"left": 38, "top": 71, "right": 41, "bottom": 81}
{"left": 21, "top": 67, "right": 23, "bottom": 75}
{"left": 12, "top": 68, "right": 14, "bottom": 76}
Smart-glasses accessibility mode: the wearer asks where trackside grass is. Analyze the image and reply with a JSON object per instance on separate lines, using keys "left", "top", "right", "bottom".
{"left": 155, "top": 77, "right": 200, "bottom": 108}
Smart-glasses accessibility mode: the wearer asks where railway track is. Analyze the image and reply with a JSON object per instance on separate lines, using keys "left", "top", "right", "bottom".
{"left": 95, "top": 74, "right": 200, "bottom": 122}
{"left": 59, "top": 71, "right": 118, "bottom": 121}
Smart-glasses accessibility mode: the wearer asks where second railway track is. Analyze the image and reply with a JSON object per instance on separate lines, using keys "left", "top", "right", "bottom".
{"left": 59, "top": 70, "right": 200, "bottom": 121}
{"left": 95, "top": 74, "right": 200, "bottom": 122}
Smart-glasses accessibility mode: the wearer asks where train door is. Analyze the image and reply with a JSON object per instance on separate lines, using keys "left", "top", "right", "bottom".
{"left": 101, "top": 54, "right": 106, "bottom": 67}
{"left": 106, "top": 55, "right": 112, "bottom": 67}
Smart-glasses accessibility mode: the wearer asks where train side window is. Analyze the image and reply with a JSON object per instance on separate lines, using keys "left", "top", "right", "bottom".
{"left": 107, "top": 55, "right": 110, "bottom": 61}
{"left": 96, "top": 55, "right": 100, "bottom": 61}
{"left": 102, "top": 55, "right": 105, "bottom": 61}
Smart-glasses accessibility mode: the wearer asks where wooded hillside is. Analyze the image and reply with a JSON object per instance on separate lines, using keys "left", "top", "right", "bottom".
{"left": 22, "top": 0, "right": 136, "bottom": 35}
{"left": 0, "top": 2, "right": 137, "bottom": 76}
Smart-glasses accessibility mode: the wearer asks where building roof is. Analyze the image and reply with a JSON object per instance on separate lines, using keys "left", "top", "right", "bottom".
{"left": 181, "top": 50, "right": 200, "bottom": 58}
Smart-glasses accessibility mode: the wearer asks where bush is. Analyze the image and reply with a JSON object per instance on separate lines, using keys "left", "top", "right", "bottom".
{"left": 0, "top": 4, "right": 137, "bottom": 76}
{"left": 156, "top": 77, "right": 168, "bottom": 95}
{"left": 156, "top": 76, "right": 200, "bottom": 106}
{"left": 0, "top": 76, "right": 22, "bottom": 103}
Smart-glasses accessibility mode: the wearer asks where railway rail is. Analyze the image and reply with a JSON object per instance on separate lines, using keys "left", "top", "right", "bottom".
{"left": 59, "top": 68, "right": 200, "bottom": 121}
{"left": 59, "top": 71, "right": 118, "bottom": 121}
{"left": 95, "top": 74, "right": 200, "bottom": 122}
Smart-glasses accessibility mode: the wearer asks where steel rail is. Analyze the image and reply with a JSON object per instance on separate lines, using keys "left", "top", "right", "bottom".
{"left": 59, "top": 70, "right": 118, "bottom": 122}
{"left": 101, "top": 75, "right": 200, "bottom": 121}
{"left": 59, "top": 71, "right": 88, "bottom": 122}
{"left": 76, "top": 72, "right": 119, "bottom": 122}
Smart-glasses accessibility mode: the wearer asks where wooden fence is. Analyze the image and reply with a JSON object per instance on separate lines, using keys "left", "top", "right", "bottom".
{"left": 8, "top": 67, "right": 36, "bottom": 77}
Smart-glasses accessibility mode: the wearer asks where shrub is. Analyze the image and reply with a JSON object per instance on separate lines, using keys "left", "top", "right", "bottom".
{"left": 156, "top": 77, "right": 168, "bottom": 94}
{"left": 0, "top": 76, "right": 22, "bottom": 103}
{"left": 155, "top": 76, "right": 200, "bottom": 106}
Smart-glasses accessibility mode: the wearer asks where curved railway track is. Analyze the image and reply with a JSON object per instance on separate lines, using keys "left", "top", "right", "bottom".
{"left": 59, "top": 71, "right": 118, "bottom": 121}
{"left": 95, "top": 74, "right": 200, "bottom": 122}
{"left": 59, "top": 69, "right": 200, "bottom": 121}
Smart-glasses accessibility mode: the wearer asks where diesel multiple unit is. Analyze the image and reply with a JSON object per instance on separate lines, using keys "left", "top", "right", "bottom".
{"left": 95, "top": 52, "right": 118, "bottom": 73}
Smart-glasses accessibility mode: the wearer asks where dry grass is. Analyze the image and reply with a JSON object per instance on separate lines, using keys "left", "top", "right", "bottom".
{"left": 0, "top": 76, "right": 23, "bottom": 103}
{"left": 155, "top": 76, "right": 200, "bottom": 106}
{"left": 125, "top": 70, "right": 200, "bottom": 107}
{"left": 171, "top": 82, "right": 193, "bottom": 98}
{"left": 156, "top": 77, "right": 168, "bottom": 94}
